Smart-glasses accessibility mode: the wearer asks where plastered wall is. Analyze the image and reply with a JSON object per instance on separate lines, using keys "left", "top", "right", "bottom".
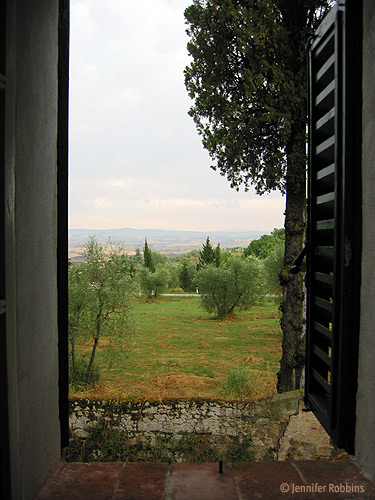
{"left": 355, "top": 0, "right": 375, "bottom": 481}
{"left": 5, "top": 1, "right": 61, "bottom": 498}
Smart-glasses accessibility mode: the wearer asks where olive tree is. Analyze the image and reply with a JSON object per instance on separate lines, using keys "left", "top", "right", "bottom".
{"left": 138, "top": 265, "right": 170, "bottom": 299}
{"left": 197, "top": 256, "right": 264, "bottom": 317}
{"left": 68, "top": 237, "right": 137, "bottom": 384}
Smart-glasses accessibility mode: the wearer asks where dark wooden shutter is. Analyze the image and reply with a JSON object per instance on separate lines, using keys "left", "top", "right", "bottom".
{"left": 305, "top": 0, "right": 362, "bottom": 454}
{"left": 0, "top": 0, "right": 11, "bottom": 496}
{"left": 58, "top": 0, "right": 70, "bottom": 450}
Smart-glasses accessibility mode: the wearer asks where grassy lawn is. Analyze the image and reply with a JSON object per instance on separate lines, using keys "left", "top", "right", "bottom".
{"left": 71, "top": 296, "right": 282, "bottom": 401}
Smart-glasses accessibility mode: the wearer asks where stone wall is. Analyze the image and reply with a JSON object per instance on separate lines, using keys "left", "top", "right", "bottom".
{"left": 67, "top": 391, "right": 336, "bottom": 463}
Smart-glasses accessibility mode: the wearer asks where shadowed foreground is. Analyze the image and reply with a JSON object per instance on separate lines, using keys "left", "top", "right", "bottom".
{"left": 36, "top": 460, "right": 375, "bottom": 500}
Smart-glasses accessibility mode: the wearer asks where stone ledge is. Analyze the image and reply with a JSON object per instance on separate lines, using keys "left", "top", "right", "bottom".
{"left": 67, "top": 391, "right": 336, "bottom": 462}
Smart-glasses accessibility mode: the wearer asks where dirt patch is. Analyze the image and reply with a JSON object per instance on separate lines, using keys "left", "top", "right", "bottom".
{"left": 140, "top": 374, "right": 217, "bottom": 400}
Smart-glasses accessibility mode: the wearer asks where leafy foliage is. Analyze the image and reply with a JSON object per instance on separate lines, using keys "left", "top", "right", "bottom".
{"left": 138, "top": 265, "right": 169, "bottom": 298}
{"left": 263, "top": 240, "right": 284, "bottom": 296}
{"left": 68, "top": 237, "right": 136, "bottom": 384}
{"left": 197, "top": 255, "right": 264, "bottom": 317}
{"left": 185, "top": 0, "right": 330, "bottom": 194}
{"left": 244, "top": 228, "right": 285, "bottom": 259}
{"left": 215, "top": 243, "right": 222, "bottom": 267}
{"left": 179, "top": 261, "right": 197, "bottom": 291}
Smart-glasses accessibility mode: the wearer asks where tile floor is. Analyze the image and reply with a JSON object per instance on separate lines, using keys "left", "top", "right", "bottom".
{"left": 35, "top": 459, "right": 375, "bottom": 500}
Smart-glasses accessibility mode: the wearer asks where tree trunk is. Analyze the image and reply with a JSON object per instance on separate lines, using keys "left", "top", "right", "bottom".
{"left": 86, "top": 306, "right": 102, "bottom": 382}
{"left": 85, "top": 336, "right": 99, "bottom": 383}
{"left": 70, "top": 337, "right": 76, "bottom": 372}
{"left": 277, "top": 127, "right": 306, "bottom": 392}
{"left": 275, "top": 0, "right": 310, "bottom": 393}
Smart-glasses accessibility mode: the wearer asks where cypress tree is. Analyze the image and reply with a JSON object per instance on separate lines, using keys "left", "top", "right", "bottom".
{"left": 143, "top": 239, "right": 155, "bottom": 273}
{"left": 197, "top": 237, "right": 216, "bottom": 269}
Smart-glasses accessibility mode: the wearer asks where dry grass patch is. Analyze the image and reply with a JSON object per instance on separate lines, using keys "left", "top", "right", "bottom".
{"left": 140, "top": 374, "right": 218, "bottom": 400}
{"left": 71, "top": 297, "right": 282, "bottom": 401}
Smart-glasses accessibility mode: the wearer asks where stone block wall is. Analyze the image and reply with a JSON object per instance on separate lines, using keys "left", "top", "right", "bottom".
{"left": 67, "top": 391, "right": 336, "bottom": 463}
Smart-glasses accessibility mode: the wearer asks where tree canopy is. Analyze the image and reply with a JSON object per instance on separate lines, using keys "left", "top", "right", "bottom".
{"left": 244, "top": 228, "right": 285, "bottom": 259}
{"left": 185, "top": 0, "right": 330, "bottom": 195}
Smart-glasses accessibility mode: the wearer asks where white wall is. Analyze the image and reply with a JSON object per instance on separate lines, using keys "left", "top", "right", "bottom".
{"left": 5, "top": 1, "right": 62, "bottom": 498}
{"left": 355, "top": 0, "right": 375, "bottom": 481}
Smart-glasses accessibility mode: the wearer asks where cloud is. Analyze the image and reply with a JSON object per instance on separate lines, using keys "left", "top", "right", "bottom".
{"left": 69, "top": 0, "right": 286, "bottom": 232}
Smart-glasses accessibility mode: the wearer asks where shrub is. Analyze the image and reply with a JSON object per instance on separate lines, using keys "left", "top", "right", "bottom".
{"left": 197, "top": 256, "right": 264, "bottom": 317}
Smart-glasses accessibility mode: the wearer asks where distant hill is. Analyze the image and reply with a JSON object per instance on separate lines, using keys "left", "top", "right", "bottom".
{"left": 68, "top": 227, "right": 270, "bottom": 260}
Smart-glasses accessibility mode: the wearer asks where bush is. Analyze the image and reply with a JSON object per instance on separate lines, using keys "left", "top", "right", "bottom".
{"left": 197, "top": 256, "right": 264, "bottom": 317}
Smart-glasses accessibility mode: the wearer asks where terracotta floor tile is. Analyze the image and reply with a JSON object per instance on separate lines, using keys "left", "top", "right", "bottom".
{"left": 165, "top": 463, "right": 238, "bottom": 500}
{"left": 232, "top": 461, "right": 306, "bottom": 500}
{"left": 232, "top": 460, "right": 375, "bottom": 500}
{"left": 115, "top": 463, "right": 168, "bottom": 500}
{"left": 295, "top": 460, "right": 375, "bottom": 499}
{"left": 35, "top": 460, "right": 375, "bottom": 500}
{"left": 36, "top": 462, "right": 124, "bottom": 500}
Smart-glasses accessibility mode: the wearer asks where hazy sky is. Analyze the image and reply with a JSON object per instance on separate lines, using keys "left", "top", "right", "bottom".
{"left": 69, "top": 0, "right": 285, "bottom": 232}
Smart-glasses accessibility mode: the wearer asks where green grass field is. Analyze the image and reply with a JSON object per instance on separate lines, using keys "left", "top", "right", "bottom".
{"left": 71, "top": 296, "right": 282, "bottom": 401}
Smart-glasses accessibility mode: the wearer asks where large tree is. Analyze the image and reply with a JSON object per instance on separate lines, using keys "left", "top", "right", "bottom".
{"left": 184, "top": 0, "right": 330, "bottom": 391}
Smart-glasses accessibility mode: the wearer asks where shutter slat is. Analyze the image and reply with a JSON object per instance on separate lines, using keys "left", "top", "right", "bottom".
{"left": 314, "top": 246, "right": 334, "bottom": 259}
{"left": 315, "top": 136, "right": 335, "bottom": 159}
{"left": 316, "top": 164, "right": 335, "bottom": 182}
{"left": 313, "top": 344, "right": 332, "bottom": 368}
{"left": 315, "top": 53, "right": 335, "bottom": 86}
{"left": 315, "top": 80, "right": 335, "bottom": 110}
{"left": 314, "top": 296, "right": 333, "bottom": 313}
{"left": 315, "top": 108, "right": 335, "bottom": 135}
{"left": 312, "top": 369, "right": 331, "bottom": 395}
{"left": 315, "top": 192, "right": 335, "bottom": 206}
{"left": 314, "top": 271, "right": 334, "bottom": 286}
{"left": 315, "top": 219, "right": 335, "bottom": 231}
{"left": 313, "top": 320, "right": 332, "bottom": 343}
{"left": 312, "top": 28, "right": 335, "bottom": 58}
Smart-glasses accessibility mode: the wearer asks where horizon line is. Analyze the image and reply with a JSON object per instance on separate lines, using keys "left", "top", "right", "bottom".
{"left": 68, "top": 226, "right": 280, "bottom": 233}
